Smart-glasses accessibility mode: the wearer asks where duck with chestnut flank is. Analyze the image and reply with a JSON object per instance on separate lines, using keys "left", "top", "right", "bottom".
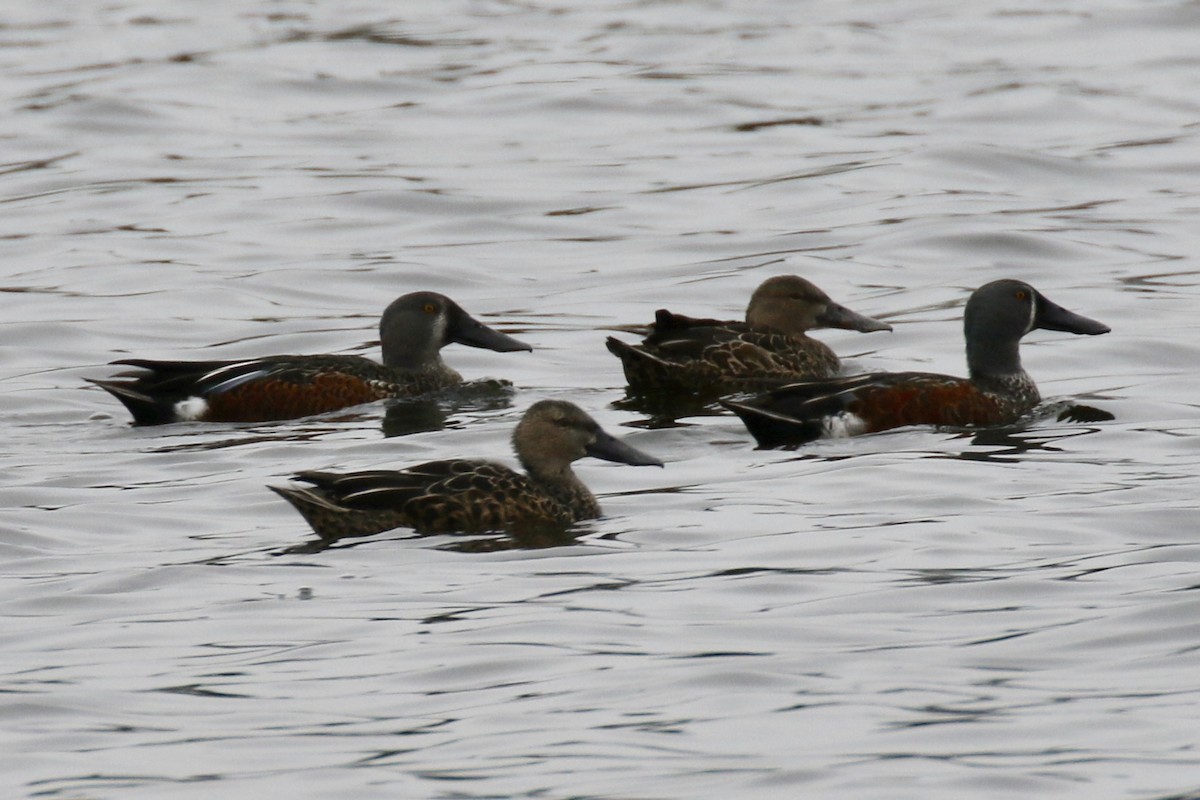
{"left": 89, "top": 292, "right": 531, "bottom": 424}
{"left": 270, "top": 400, "right": 663, "bottom": 541}
{"left": 605, "top": 275, "right": 891, "bottom": 399}
{"left": 721, "top": 279, "right": 1110, "bottom": 447}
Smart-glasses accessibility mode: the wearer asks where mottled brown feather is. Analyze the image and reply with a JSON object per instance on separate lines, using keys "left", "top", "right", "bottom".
{"left": 606, "top": 276, "right": 889, "bottom": 399}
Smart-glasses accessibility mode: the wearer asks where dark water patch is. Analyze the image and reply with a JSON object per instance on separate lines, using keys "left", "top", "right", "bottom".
{"left": 934, "top": 416, "right": 1114, "bottom": 464}
{"left": 285, "top": 22, "right": 489, "bottom": 49}
{"left": 1120, "top": 269, "right": 1200, "bottom": 290}
{"left": 154, "top": 683, "right": 251, "bottom": 699}
{"left": 545, "top": 206, "right": 616, "bottom": 217}
{"left": 733, "top": 116, "right": 825, "bottom": 132}
{"left": 1094, "top": 136, "right": 1181, "bottom": 152}
{"left": 643, "top": 161, "right": 882, "bottom": 195}
{"left": 276, "top": 521, "right": 589, "bottom": 557}
{"left": 0, "top": 152, "right": 77, "bottom": 176}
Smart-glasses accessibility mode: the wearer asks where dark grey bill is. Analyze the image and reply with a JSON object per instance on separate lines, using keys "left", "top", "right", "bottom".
{"left": 817, "top": 301, "right": 893, "bottom": 333}
{"left": 451, "top": 311, "right": 533, "bottom": 352}
{"left": 586, "top": 428, "right": 664, "bottom": 467}
{"left": 1035, "top": 293, "right": 1110, "bottom": 336}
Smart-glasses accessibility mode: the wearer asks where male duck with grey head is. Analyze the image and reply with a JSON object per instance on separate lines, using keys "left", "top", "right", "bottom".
{"left": 90, "top": 292, "right": 531, "bottom": 424}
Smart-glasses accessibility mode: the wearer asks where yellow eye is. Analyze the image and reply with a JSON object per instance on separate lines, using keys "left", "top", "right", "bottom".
{"left": 423, "top": 303, "right": 437, "bottom": 314}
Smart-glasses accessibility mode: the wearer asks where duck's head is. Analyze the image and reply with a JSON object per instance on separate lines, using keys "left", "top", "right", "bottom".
{"left": 514, "top": 400, "right": 663, "bottom": 476}
{"left": 380, "top": 292, "right": 531, "bottom": 369}
{"left": 964, "top": 279, "right": 1109, "bottom": 377}
{"left": 745, "top": 275, "right": 891, "bottom": 336}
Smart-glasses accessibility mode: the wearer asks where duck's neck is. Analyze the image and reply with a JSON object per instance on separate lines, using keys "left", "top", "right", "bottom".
{"left": 523, "top": 461, "right": 600, "bottom": 518}
{"left": 967, "top": 329, "right": 1022, "bottom": 375}
{"left": 967, "top": 337, "right": 1038, "bottom": 401}
{"left": 382, "top": 343, "right": 449, "bottom": 374}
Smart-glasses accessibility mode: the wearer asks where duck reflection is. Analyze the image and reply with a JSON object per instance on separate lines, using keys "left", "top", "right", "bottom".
{"left": 383, "top": 379, "right": 517, "bottom": 437}
{"left": 951, "top": 404, "right": 1113, "bottom": 463}
{"left": 380, "top": 398, "right": 448, "bottom": 437}
{"left": 611, "top": 393, "right": 723, "bottom": 429}
{"left": 279, "top": 519, "right": 586, "bottom": 555}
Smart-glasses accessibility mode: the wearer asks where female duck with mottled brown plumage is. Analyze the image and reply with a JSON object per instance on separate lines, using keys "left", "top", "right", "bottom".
{"left": 605, "top": 275, "right": 891, "bottom": 400}
{"left": 271, "top": 400, "right": 663, "bottom": 541}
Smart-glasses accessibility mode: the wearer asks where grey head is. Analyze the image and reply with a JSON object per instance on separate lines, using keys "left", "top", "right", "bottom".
{"left": 964, "top": 279, "right": 1110, "bottom": 380}
{"left": 379, "top": 291, "right": 531, "bottom": 370}
{"left": 745, "top": 275, "right": 892, "bottom": 336}
{"left": 513, "top": 399, "right": 663, "bottom": 480}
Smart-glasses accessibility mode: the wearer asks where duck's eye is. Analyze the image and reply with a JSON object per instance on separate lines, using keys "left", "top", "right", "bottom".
{"left": 423, "top": 303, "right": 437, "bottom": 314}
{"left": 1015, "top": 290, "right": 1028, "bottom": 301}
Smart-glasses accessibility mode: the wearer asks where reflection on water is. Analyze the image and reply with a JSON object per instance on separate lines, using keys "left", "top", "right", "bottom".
{"left": 612, "top": 392, "right": 723, "bottom": 428}
{"left": 381, "top": 379, "right": 516, "bottom": 437}
{"left": 380, "top": 397, "right": 450, "bottom": 437}
{"left": 4, "top": 1, "right": 1200, "bottom": 799}
{"left": 950, "top": 414, "right": 1114, "bottom": 464}
{"left": 278, "top": 518, "right": 587, "bottom": 556}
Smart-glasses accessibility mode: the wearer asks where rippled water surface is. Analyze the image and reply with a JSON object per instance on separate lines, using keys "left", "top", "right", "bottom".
{"left": 3, "top": 1, "right": 1200, "bottom": 798}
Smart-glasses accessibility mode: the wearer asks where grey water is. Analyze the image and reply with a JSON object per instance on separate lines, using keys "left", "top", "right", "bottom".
{"left": 3, "top": 1, "right": 1200, "bottom": 798}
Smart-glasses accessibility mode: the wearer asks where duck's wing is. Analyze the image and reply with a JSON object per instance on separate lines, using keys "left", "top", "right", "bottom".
{"left": 296, "top": 460, "right": 564, "bottom": 535}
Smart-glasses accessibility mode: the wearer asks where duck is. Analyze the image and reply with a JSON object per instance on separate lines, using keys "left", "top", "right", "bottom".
{"left": 270, "top": 399, "right": 663, "bottom": 540}
{"left": 605, "top": 275, "right": 891, "bottom": 399}
{"left": 720, "top": 279, "right": 1110, "bottom": 447}
{"left": 89, "top": 292, "right": 531, "bottom": 424}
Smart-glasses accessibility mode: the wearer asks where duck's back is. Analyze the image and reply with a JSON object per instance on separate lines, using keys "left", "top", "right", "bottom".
{"left": 380, "top": 459, "right": 580, "bottom": 533}
{"left": 286, "top": 459, "right": 581, "bottom": 538}
{"left": 609, "top": 310, "right": 838, "bottom": 396}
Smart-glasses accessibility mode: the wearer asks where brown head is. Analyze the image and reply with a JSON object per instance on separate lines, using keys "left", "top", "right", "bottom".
{"left": 513, "top": 400, "right": 663, "bottom": 480}
{"left": 745, "top": 275, "right": 892, "bottom": 337}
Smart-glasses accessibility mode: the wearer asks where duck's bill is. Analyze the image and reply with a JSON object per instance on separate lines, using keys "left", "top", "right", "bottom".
{"left": 452, "top": 313, "right": 533, "bottom": 352}
{"left": 1035, "top": 294, "right": 1111, "bottom": 336}
{"left": 586, "top": 429, "right": 664, "bottom": 467}
{"left": 817, "top": 301, "right": 893, "bottom": 333}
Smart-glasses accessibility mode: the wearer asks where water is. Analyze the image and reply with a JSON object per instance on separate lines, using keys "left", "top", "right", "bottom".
{"left": 3, "top": 1, "right": 1200, "bottom": 797}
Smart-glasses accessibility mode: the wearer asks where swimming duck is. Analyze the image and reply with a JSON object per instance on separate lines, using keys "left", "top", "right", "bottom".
{"left": 605, "top": 275, "right": 891, "bottom": 398}
{"left": 721, "top": 279, "right": 1110, "bottom": 447}
{"left": 89, "top": 292, "right": 531, "bottom": 424}
{"left": 270, "top": 399, "right": 663, "bottom": 540}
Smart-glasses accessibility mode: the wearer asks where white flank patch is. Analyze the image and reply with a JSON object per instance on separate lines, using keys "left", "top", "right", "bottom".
{"left": 173, "top": 397, "right": 209, "bottom": 421}
{"left": 822, "top": 412, "right": 867, "bottom": 439}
